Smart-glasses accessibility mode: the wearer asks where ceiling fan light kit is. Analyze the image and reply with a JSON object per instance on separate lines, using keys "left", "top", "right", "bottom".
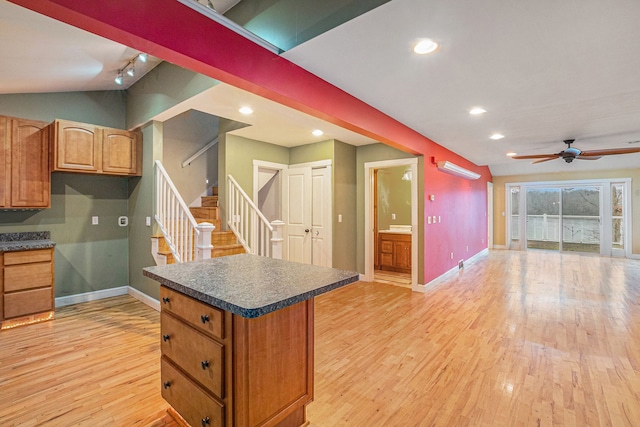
{"left": 512, "top": 139, "right": 640, "bottom": 164}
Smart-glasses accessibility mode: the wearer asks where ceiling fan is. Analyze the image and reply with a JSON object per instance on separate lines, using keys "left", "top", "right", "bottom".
{"left": 512, "top": 139, "right": 640, "bottom": 164}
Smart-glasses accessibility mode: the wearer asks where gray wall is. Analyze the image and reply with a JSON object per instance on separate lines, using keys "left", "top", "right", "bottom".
{"left": 332, "top": 141, "right": 357, "bottom": 271}
{"left": 0, "top": 90, "right": 130, "bottom": 297}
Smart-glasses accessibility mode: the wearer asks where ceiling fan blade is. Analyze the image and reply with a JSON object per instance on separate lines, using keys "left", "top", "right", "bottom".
{"left": 511, "top": 153, "right": 560, "bottom": 159}
{"left": 580, "top": 147, "right": 640, "bottom": 156}
{"left": 575, "top": 156, "right": 602, "bottom": 160}
{"left": 530, "top": 157, "right": 557, "bottom": 164}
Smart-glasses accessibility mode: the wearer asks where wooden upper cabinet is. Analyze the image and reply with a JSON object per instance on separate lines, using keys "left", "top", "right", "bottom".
{"left": 52, "top": 120, "right": 99, "bottom": 173}
{"left": 51, "top": 119, "right": 141, "bottom": 176}
{"left": 0, "top": 116, "right": 8, "bottom": 208}
{"left": 11, "top": 119, "right": 50, "bottom": 208}
{"left": 0, "top": 116, "right": 50, "bottom": 209}
{"left": 102, "top": 127, "right": 141, "bottom": 175}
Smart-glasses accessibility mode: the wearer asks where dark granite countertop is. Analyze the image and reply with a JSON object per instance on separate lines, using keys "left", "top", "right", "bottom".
{"left": 0, "top": 231, "right": 56, "bottom": 252}
{"left": 143, "top": 254, "right": 359, "bottom": 318}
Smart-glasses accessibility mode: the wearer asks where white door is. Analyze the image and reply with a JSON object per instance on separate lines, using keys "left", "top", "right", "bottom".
{"left": 311, "top": 167, "right": 332, "bottom": 266}
{"left": 282, "top": 164, "right": 332, "bottom": 267}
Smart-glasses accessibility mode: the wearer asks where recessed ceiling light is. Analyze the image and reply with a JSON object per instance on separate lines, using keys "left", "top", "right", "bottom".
{"left": 506, "top": 152, "right": 517, "bottom": 157}
{"left": 312, "top": 129, "right": 324, "bottom": 137}
{"left": 469, "top": 107, "right": 487, "bottom": 115}
{"left": 490, "top": 133, "right": 505, "bottom": 140}
{"left": 239, "top": 106, "right": 253, "bottom": 115}
{"left": 413, "top": 39, "right": 439, "bottom": 55}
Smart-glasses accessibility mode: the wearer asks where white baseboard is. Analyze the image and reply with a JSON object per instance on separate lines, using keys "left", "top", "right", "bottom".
{"left": 492, "top": 245, "right": 508, "bottom": 250}
{"left": 414, "top": 248, "right": 490, "bottom": 294}
{"left": 128, "top": 286, "right": 160, "bottom": 312}
{"left": 55, "top": 285, "right": 160, "bottom": 312}
{"left": 55, "top": 286, "right": 128, "bottom": 308}
{"left": 629, "top": 253, "right": 640, "bottom": 260}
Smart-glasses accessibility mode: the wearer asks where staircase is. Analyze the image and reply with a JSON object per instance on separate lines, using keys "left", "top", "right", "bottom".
{"left": 152, "top": 188, "right": 245, "bottom": 265}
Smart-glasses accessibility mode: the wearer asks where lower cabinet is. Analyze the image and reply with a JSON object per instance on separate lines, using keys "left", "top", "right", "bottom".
{"left": 378, "top": 232, "right": 412, "bottom": 273}
{"left": 160, "top": 286, "right": 313, "bottom": 427}
{"left": 0, "top": 248, "right": 55, "bottom": 328}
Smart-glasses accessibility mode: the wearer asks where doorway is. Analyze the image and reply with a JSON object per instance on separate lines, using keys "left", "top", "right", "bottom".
{"left": 255, "top": 159, "right": 333, "bottom": 267}
{"left": 364, "top": 158, "right": 418, "bottom": 290}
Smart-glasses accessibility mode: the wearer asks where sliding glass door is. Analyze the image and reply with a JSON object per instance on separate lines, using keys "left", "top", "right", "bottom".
{"left": 506, "top": 179, "right": 629, "bottom": 256}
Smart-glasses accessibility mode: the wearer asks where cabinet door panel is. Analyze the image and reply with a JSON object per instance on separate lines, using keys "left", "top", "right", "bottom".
{"left": 102, "top": 128, "right": 140, "bottom": 175}
{"left": 55, "top": 121, "right": 99, "bottom": 172}
{"left": 11, "top": 119, "right": 49, "bottom": 207}
{"left": 0, "top": 117, "right": 8, "bottom": 208}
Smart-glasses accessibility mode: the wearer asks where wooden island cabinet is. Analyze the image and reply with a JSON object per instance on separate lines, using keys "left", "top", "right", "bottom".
{"left": 50, "top": 119, "right": 142, "bottom": 176}
{"left": 144, "top": 254, "right": 359, "bottom": 427}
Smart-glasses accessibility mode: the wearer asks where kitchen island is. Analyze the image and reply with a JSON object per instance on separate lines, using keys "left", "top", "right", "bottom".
{"left": 143, "top": 254, "right": 359, "bottom": 427}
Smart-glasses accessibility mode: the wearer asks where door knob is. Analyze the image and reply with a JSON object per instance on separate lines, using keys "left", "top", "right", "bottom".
{"left": 305, "top": 229, "right": 310, "bottom": 233}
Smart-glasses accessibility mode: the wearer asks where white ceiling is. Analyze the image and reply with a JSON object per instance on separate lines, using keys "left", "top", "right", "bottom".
{"left": 2, "top": 0, "right": 640, "bottom": 175}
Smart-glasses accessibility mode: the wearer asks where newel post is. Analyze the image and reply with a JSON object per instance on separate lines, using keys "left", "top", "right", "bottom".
{"left": 270, "top": 220, "right": 284, "bottom": 259}
{"left": 195, "top": 222, "right": 215, "bottom": 260}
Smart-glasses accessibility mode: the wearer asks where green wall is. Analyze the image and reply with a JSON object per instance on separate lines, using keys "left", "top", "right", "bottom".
{"left": 127, "top": 122, "right": 164, "bottom": 300}
{"left": 0, "top": 91, "right": 131, "bottom": 297}
{"left": 126, "top": 62, "right": 219, "bottom": 129}
{"left": 356, "top": 143, "right": 424, "bottom": 281}
{"left": 377, "top": 165, "right": 412, "bottom": 230}
{"left": 332, "top": 141, "right": 357, "bottom": 271}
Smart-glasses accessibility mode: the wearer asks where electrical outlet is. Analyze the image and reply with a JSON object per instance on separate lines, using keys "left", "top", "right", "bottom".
{"left": 428, "top": 216, "right": 432, "bottom": 224}
{"left": 450, "top": 252, "right": 454, "bottom": 260}
{"left": 92, "top": 216, "right": 99, "bottom": 225}
{"left": 466, "top": 245, "right": 469, "bottom": 252}
{"left": 338, "top": 214, "right": 342, "bottom": 223}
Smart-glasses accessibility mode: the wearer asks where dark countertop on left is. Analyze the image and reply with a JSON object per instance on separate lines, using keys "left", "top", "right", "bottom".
{"left": 0, "top": 231, "right": 56, "bottom": 252}
{"left": 143, "top": 253, "right": 360, "bottom": 318}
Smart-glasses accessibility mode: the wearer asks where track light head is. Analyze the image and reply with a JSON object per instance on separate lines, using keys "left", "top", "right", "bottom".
{"left": 126, "top": 66, "right": 135, "bottom": 77}
{"left": 137, "top": 53, "right": 147, "bottom": 63}
{"left": 114, "top": 73, "right": 123, "bottom": 85}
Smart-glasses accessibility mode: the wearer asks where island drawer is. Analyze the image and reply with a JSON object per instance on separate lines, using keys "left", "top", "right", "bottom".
{"left": 160, "top": 286, "right": 224, "bottom": 340}
{"left": 161, "top": 356, "right": 224, "bottom": 427}
{"left": 161, "top": 311, "right": 224, "bottom": 399}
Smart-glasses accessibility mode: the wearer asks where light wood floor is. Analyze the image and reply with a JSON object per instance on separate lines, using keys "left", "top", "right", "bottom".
{"left": 1, "top": 250, "right": 639, "bottom": 426}
{"left": 373, "top": 269, "right": 412, "bottom": 287}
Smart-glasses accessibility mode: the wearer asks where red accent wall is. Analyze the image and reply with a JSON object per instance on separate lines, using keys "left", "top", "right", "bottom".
{"left": 10, "top": 0, "right": 492, "bottom": 284}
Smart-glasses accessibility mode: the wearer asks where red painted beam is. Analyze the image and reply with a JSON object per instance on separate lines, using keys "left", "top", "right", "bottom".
{"left": 9, "top": 0, "right": 438, "bottom": 155}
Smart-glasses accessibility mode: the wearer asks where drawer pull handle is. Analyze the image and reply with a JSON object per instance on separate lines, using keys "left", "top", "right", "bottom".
{"left": 163, "top": 381, "right": 171, "bottom": 389}
{"left": 162, "top": 334, "right": 170, "bottom": 342}
{"left": 201, "top": 417, "right": 210, "bottom": 426}
{"left": 201, "top": 360, "right": 210, "bottom": 370}
{"left": 200, "top": 314, "right": 210, "bottom": 324}
{"left": 162, "top": 297, "right": 170, "bottom": 304}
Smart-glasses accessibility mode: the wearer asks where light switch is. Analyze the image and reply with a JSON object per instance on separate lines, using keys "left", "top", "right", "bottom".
{"left": 428, "top": 216, "right": 432, "bottom": 224}
{"left": 391, "top": 213, "right": 396, "bottom": 220}
{"left": 92, "top": 216, "right": 99, "bottom": 225}
{"left": 438, "top": 216, "right": 441, "bottom": 223}
{"left": 146, "top": 216, "right": 151, "bottom": 226}
{"left": 338, "top": 214, "right": 343, "bottom": 223}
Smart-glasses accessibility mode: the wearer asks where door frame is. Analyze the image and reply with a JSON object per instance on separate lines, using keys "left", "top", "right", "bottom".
{"left": 364, "top": 158, "right": 418, "bottom": 290}
{"left": 487, "top": 182, "right": 494, "bottom": 249}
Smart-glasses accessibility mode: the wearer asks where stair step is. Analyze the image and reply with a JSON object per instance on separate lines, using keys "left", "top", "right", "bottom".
{"left": 201, "top": 196, "right": 218, "bottom": 207}
{"left": 212, "top": 186, "right": 218, "bottom": 196}
{"left": 190, "top": 206, "right": 219, "bottom": 220}
{"left": 212, "top": 230, "right": 238, "bottom": 246}
{"left": 157, "top": 250, "right": 175, "bottom": 265}
{"left": 212, "top": 244, "right": 245, "bottom": 257}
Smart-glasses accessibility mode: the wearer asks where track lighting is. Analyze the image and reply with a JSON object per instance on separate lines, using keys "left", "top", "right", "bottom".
{"left": 114, "top": 52, "right": 148, "bottom": 86}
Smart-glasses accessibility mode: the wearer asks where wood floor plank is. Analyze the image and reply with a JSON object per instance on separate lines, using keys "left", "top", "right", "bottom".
{"left": 0, "top": 250, "right": 639, "bottom": 425}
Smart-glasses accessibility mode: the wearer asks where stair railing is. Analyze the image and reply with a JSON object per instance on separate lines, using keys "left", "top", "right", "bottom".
{"left": 155, "top": 160, "right": 214, "bottom": 263}
{"left": 228, "top": 174, "right": 281, "bottom": 258}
